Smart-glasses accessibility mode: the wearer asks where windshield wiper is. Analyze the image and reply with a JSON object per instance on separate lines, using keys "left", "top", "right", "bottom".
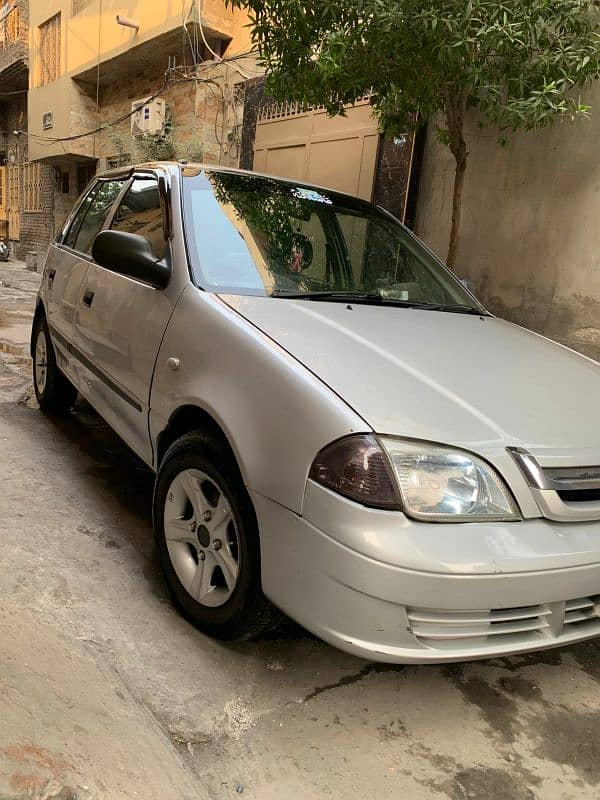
{"left": 410, "top": 303, "right": 486, "bottom": 315}
{"left": 271, "top": 291, "right": 485, "bottom": 314}
{"left": 271, "top": 290, "right": 421, "bottom": 305}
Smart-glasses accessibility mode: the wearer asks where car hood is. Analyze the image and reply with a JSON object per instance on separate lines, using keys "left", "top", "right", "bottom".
{"left": 222, "top": 295, "right": 600, "bottom": 466}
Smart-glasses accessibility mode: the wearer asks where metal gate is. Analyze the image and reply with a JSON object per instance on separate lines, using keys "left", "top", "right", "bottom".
{"left": 253, "top": 99, "right": 380, "bottom": 200}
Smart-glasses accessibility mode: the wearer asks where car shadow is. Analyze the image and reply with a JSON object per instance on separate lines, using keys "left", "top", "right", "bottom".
{"left": 22, "top": 395, "right": 313, "bottom": 647}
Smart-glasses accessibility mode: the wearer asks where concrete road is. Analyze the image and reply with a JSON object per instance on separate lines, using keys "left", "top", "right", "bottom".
{"left": 1, "top": 261, "right": 600, "bottom": 799}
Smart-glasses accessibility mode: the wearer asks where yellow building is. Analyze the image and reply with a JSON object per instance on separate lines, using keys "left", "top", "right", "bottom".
{"left": 26, "top": 0, "right": 258, "bottom": 231}
{"left": 1, "top": 0, "right": 58, "bottom": 260}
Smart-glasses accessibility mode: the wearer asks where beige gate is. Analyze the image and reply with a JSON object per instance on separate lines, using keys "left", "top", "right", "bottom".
{"left": 254, "top": 99, "right": 380, "bottom": 200}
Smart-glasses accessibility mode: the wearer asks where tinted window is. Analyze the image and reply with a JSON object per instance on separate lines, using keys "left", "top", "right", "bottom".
{"left": 111, "top": 177, "right": 166, "bottom": 259}
{"left": 64, "top": 180, "right": 125, "bottom": 255}
{"left": 181, "top": 170, "right": 479, "bottom": 310}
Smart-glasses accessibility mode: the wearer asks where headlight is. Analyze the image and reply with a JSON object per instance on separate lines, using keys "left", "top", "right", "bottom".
{"left": 380, "top": 438, "right": 519, "bottom": 522}
{"left": 309, "top": 435, "right": 519, "bottom": 521}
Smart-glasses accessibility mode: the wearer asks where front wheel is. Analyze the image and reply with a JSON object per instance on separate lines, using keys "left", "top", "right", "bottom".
{"left": 32, "top": 316, "right": 78, "bottom": 413}
{"left": 153, "top": 431, "right": 279, "bottom": 640}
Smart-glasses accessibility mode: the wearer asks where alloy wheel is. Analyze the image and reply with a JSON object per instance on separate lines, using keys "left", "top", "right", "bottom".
{"left": 163, "top": 469, "right": 240, "bottom": 607}
{"left": 35, "top": 329, "right": 48, "bottom": 394}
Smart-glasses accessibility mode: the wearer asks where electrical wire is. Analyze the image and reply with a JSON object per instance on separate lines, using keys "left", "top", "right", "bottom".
{"left": 12, "top": 47, "right": 259, "bottom": 146}
{"left": 16, "top": 76, "right": 171, "bottom": 143}
{"left": 197, "top": 0, "right": 223, "bottom": 61}
{"left": 194, "top": 0, "right": 254, "bottom": 80}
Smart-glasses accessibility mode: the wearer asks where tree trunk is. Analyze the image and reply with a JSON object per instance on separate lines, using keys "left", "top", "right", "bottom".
{"left": 444, "top": 91, "right": 468, "bottom": 271}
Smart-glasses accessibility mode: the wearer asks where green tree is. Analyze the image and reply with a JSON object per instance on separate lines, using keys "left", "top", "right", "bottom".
{"left": 228, "top": 0, "right": 600, "bottom": 268}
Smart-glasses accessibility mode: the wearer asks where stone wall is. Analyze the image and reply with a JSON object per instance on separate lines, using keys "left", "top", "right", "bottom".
{"left": 94, "top": 54, "right": 247, "bottom": 171}
{"left": 415, "top": 83, "right": 600, "bottom": 361}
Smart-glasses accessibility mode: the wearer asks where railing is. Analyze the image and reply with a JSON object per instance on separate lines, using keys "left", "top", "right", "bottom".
{"left": 0, "top": 6, "right": 28, "bottom": 52}
{"left": 258, "top": 94, "right": 373, "bottom": 123}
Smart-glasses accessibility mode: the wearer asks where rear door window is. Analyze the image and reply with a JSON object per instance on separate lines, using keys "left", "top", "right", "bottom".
{"left": 64, "top": 179, "right": 125, "bottom": 255}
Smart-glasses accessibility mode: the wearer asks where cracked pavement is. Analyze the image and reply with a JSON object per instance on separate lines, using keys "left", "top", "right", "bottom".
{"left": 1, "top": 261, "right": 600, "bottom": 798}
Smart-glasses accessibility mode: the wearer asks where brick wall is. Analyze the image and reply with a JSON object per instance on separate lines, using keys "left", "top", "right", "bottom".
{"left": 1, "top": 93, "right": 55, "bottom": 260}
{"left": 0, "top": 0, "right": 28, "bottom": 77}
{"left": 20, "top": 162, "right": 56, "bottom": 257}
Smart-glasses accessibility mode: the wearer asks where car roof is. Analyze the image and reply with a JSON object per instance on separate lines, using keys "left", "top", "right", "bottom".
{"left": 95, "top": 161, "right": 371, "bottom": 207}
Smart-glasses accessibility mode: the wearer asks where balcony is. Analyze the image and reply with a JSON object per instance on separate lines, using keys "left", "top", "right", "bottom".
{"left": 0, "top": 6, "right": 28, "bottom": 92}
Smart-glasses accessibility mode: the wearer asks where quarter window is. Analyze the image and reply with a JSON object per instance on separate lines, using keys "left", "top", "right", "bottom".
{"left": 64, "top": 179, "right": 125, "bottom": 255}
{"left": 111, "top": 177, "right": 166, "bottom": 259}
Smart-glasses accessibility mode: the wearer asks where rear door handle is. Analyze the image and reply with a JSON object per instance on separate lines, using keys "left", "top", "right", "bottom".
{"left": 47, "top": 268, "right": 56, "bottom": 287}
{"left": 82, "top": 289, "right": 94, "bottom": 307}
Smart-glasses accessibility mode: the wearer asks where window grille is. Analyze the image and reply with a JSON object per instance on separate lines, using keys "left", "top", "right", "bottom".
{"left": 258, "top": 94, "right": 373, "bottom": 123}
{"left": 38, "top": 13, "right": 61, "bottom": 86}
{"left": 23, "top": 162, "right": 43, "bottom": 213}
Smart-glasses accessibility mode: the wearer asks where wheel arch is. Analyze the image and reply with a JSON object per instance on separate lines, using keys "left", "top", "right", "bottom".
{"left": 156, "top": 404, "right": 241, "bottom": 474}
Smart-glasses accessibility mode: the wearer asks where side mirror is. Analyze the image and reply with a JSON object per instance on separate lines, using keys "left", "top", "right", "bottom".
{"left": 91, "top": 230, "right": 171, "bottom": 289}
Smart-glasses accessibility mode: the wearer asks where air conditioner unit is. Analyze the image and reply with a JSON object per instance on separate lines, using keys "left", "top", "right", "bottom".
{"left": 131, "top": 97, "right": 166, "bottom": 136}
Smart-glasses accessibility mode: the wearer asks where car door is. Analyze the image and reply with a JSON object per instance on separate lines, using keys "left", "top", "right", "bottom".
{"left": 44, "top": 178, "right": 126, "bottom": 369}
{"left": 72, "top": 172, "right": 178, "bottom": 464}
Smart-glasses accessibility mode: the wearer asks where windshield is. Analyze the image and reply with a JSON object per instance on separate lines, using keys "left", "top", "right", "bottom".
{"left": 182, "top": 168, "right": 481, "bottom": 310}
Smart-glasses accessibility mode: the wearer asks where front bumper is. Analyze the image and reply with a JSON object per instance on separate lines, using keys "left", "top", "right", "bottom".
{"left": 252, "top": 485, "right": 600, "bottom": 663}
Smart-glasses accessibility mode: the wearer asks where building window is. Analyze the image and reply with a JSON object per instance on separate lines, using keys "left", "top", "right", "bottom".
{"left": 23, "top": 163, "right": 43, "bottom": 213}
{"left": 0, "top": 167, "right": 5, "bottom": 213}
{"left": 38, "top": 13, "right": 61, "bottom": 87}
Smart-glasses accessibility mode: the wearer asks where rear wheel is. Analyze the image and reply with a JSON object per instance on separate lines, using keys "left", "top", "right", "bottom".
{"left": 32, "top": 316, "right": 78, "bottom": 413}
{"left": 153, "top": 430, "right": 279, "bottom": 640}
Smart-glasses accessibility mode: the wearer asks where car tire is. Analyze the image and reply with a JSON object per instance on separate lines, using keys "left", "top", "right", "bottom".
{"left": 153, "top": 430, "right": 280, "bottom": 640}
{"left": 32, "top": 315, "right": 78, "bottom": 413}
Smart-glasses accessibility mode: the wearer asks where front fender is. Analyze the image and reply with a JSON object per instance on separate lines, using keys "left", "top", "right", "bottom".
{"left": 149, "top": 286, "right": 369, "bottom": 514}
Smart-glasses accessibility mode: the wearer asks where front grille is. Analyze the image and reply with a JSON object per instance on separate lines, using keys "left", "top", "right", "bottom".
{"left": 408, "top": 596, "right": 600, "bottom": 650}
{"left": 508, "top": 449, "right": 600, "bottom": 520}
{"left": 558, "top": 488, "right": 600, "bottom": 503}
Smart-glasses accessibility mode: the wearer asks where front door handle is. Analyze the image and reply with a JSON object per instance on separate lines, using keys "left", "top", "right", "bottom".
{"left": 82, "top": 289, "right": 94, "bottom": 307}
{"left": 47, "top": 268, "right": 56, "bottom": 288}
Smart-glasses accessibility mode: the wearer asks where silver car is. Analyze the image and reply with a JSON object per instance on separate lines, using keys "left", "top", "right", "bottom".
{"left": 31, "top": 162, "right": 600, "bottom": 663}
